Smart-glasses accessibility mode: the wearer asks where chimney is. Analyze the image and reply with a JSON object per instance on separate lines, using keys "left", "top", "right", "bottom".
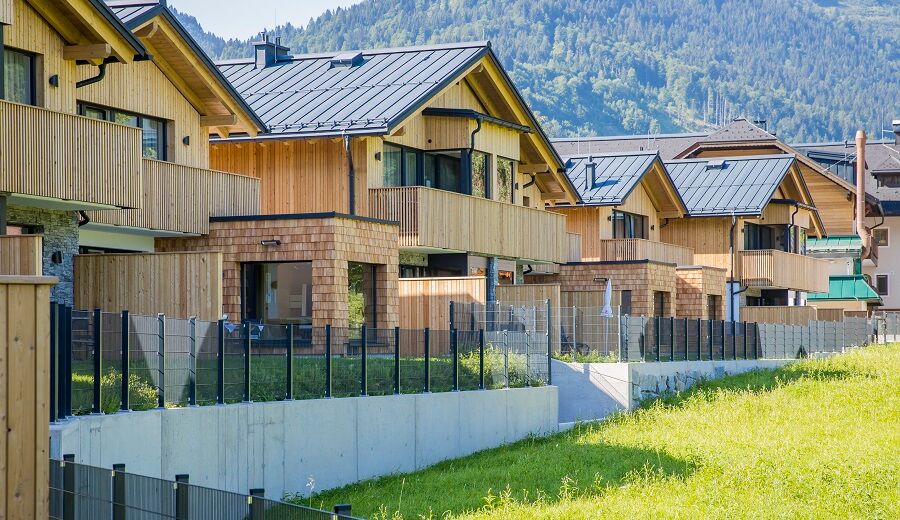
{"left": 856, "top": 130, "right": 869, "bottom": 251}
{"left": 892, "top": 119, "right": 900, "bottom": 146}
{"left": 253, "top": 32, "right": 290, "bottom": 69}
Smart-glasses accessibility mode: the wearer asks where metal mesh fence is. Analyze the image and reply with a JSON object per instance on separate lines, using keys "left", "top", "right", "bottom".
{"left": 129, "top": 313, "right": 162, "bottom": 411}
{"left": 70, "top": 310, "right": 94, "bottom": 415}
{"left": 292, "top": 326, "right": 328, "bottom": 400}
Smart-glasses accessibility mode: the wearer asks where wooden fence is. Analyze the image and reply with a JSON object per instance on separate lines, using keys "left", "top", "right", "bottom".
{"left": 399, "top": 276, "right": 485, "bottom": 329}
{"left": 741, "top": 306, "right": 818, "bottom": 326}
{"left": 74, "top": 252, "right": 223, "bottom": 321}
{"left": 0, "top": 234, "right": 42, "bottom": 275}
{"left": 0, "top": 275, "right": 56, "bottom": 519}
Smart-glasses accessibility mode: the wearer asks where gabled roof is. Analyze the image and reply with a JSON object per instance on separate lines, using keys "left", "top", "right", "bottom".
{"left": 217, "top": 42, "right": 492, "bottom": 139}
{"left": 559, "top": 151, "right": 686, "bottom": 217}
{"left": 105, "top": 0, "right": 266, "bottom": 134}
{"left": 700, "top": 119, "right": 777, "bottom": 143}
{"left": 552, "top": 133, "right": 707, "bottom": 160}
{"left": 664, "top": 155, "right": 797, "bottom": 217}
{"left": 807, "top": 275, "right": 881, "bottom": 303}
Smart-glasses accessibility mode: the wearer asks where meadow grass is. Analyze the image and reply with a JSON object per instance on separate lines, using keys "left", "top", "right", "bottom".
{"left": 304, "top": 344, "right": 900, "bottom": 519}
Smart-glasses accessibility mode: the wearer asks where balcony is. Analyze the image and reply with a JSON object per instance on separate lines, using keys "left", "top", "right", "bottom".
{"left": 0, "top": 235, "right": 42, "bottom": 275}
{"left": 0, "top": 100, "right": 142, "bottom": 208}
{"left": 740, "top": 249, "right": 829, "bottom": 293}
{"left": 89, "top": 160, "right": 260, "bottom": 235}
{"left": 590, "top": 238, "right": 694, "bottom": 265}
{"left": 368, "top": 186, "right": 566, "bottom": 263}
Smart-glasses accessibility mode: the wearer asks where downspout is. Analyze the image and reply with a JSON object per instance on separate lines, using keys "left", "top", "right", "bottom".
{"left": 77, "top": 211, "right": 91, "bottom": 227}
{"left": 76, "top": 63, "right": 107, "bottom": 89}
{"left": 729, "top": 213, "right": 748, "bottom": 322}
{"left": 344, "top": 133, "right": 356, "bottom": 215}
{"left": 790, "top": 203, "right": 800, "bottom": 253}
{"left": 465, "top": 118, "right": 482, "bottom": 195}
{"left": 522, "top": 173, "right": 537, "bottom": 189}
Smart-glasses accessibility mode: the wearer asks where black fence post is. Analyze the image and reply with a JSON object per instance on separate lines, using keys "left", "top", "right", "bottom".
{"left": 451, "top": 328, "right": 459, "bottom": 391}
{"left": 655, "top": 317, "right": 661, "bottom": 362}
{"left": 546, "top": 299, "right": 552, "bottom": 385}
{"left": 743, "top": 321, "right": 748, "bottom": 359}
{"left": 216, "top": 319, "right": 225, "bottom": 405}
{"left": 64, "top": 305, "right": 73, "bottom": 417}
{"left": 478, "top": 328, "right": 485, "bottom": 390}
{"left": 732, "top": 321, "right": 737, "bottom": 360}
{"left": 112, "top": 463, "right": 126, "bottom": 520}
{"left": 424, "top": 327, "right": 431, "bottom": 393}
{"left": 175, "top": 474, "right": 190, "bottom": 520}
{"left": 393, "top": 326, "right": 400, "bottom": 395}
{"left": 62, "top": 454, "right": 75, "bottom": 520}
{"left": 683, "top": 318, "right": 689, "bottom": 362}
{"left": 324, "top": 325, "right": 332, "bottom": 399}
{"left": 360, "top": 325, "right": 368, "bottom": 397}
{"left": 188, "top": 317, "right": 197, "bottom": 406}
{"left": 243, "top": 321, "right": 251, "bottom": 402}
{"left": 449, "top": 300, "right": 455, "bottom": 330}
{"left": 708, "top": 319, "right": 714, "bottom": 360}
{"left": 334, "top": 504, "right": 352, "bottom": 518}
{"left": 696, "top": 319, "right": 702, "bottom": 361}
{"left": 286, "top": 325, "right": 294, "bottom": 400}
{"left": 50, "top": 303, "right": 58, "bottom": 423}
{"left": 158, "top": 313, "right": 166, "bottom": 409}
{"left": 249, "top": 488, "right": 265, "bottom": 520}
{"left": 120, "top": 310, "right": 130, "bottom": 412}
{"left": 669, "top": 316, "right": 675, "bottom": 362}
{"left": 92, "top": 309, "right": 102, "bottom": 414}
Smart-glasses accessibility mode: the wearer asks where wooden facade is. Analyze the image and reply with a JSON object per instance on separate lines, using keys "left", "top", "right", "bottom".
{"left": 740, "top": 249, "right": 830, "bottom": 294}
{"left": 594, "top": 239, "right": 694, "bottom": 265}
{"left": 0, "top": 0, "right": 11, "bottom": 25}
{"left": 742, "top": 305, "right": 818, "bottom": 326}
{"left": 0, "top": 275, "right": 56, "bottom": 520}
{"left": 369, "top": 186, "right": 567, "bottom": 263}
{"left": 74, "top": 251, "right": 224, "bottom": 321}
{"left": 398, "top": 276, "right": 485, "bottom": 329}
{"left": 675, "top": 266, "right": 727, "bottom": 320}
{"left": 0, "top": 234, "right": 41, "bottom": 275}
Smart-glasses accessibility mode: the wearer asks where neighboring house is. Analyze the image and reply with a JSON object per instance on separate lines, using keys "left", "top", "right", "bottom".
{"left": 159, "top": 37, "right": 579, "bottom": 327}
{"left": 805, "top": 235, "right": 882, "bottom": 314}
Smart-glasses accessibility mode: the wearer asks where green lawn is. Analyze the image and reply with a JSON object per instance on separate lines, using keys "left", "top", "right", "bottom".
{"left": 304, "top": 344, "right": 900, "bottom": 519}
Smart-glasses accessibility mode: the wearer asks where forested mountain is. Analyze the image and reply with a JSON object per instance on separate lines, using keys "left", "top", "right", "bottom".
{"left": 173, "top": 0, "right": 900, "bottom": 142}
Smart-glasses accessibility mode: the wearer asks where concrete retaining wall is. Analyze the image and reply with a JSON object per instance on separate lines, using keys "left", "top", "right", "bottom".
{"left": 50, "top": 387, "right": 557, "bottom": 499}
{"left": 554, "top": 358, "right": 792, "bottom": 423}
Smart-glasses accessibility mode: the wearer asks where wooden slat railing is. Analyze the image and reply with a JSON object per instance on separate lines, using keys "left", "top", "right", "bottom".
{"left": 89, "top": 159, "right": 260, "bottom": 234}
{"left": 740, "top": 249, "right": 830, "bottom": 293}
{"left": 593, "top": 238, "right": 694, "bottom": 265}
{"left": 0, "top": 235, "right": 42, "bottom": 275}
{"left": 369, "top": 187, "right": 567, "bottom": 263}
{"left": 0, "top": 100, "right": 142, "bottom": 208}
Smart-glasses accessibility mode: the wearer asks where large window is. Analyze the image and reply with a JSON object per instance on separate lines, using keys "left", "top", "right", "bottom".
{"left": 383, "top": 143, "right": 420, "bottom": 187}
{"left": 744, "top": 223, "right": 778, "bottom": 251}
{"left": 497, "top": 157, "right": 515, "bottom": 203}
{"left": 424, "top": 150, "right": 463, "bottom": 192}
{"left": 3, "top": 47, "right": 36, "bottom": 105}
{"left": 612, "top": 210, "right": 647, "bottom": 239}
{"left": 78, "top": 103, "right": 167, "bottom": 160}
{"left": 241, "top": 262, "right": 313, "bottom": 325}
{"left": 471, "top": 151, "right": 490, "bottom": 198}
{"left": 383, "top": 143, "right": 509, "bottom": 199}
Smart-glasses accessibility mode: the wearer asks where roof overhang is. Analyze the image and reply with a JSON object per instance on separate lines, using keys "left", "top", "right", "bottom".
{"left": 27, "top": 0, "right": 147, "bottom": 63}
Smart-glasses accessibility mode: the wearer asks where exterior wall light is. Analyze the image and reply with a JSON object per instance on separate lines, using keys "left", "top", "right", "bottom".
{"left": 260, "top": 239, "right": 281, "bottom": 246}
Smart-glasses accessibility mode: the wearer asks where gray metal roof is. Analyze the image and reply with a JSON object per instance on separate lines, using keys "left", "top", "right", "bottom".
{"left": 553, "top": 133, "right": 707, "bottom": 160}
{"left": 105, "top": 1, "right": 157, "bottom": 24}
{"left": 664, "top": 155, "right": 796, "bottom": 216}
{"left": 563, "top": 151, "right": 661, "bottom": 205}
{"left": 215, "top": 42, "right": 491, "bottom": 138}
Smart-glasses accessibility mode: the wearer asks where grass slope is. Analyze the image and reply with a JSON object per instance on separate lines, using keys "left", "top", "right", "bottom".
{"left": 304, "top": 344, "right": 900, "bottom": 519}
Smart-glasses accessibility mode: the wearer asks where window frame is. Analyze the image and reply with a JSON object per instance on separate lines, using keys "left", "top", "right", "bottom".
{"left": 2, "top": 45, "right": 37, "bottom": 106}
{"left": 873, "top": 228, "right": 889, "bottom": 248}
{"left": 77, "top": 101, "right": 168, "bottom": 161}
{"left": 875, "top": 274, "right": 889, "bottom": 296}
{"left": 612, "top": 210, "right": 648, "bottom": 240}
{"left": 496, "top": 156, "right": 515, "bottom": 204}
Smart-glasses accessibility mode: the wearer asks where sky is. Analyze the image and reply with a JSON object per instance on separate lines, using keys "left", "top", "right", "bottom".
{"left": 169, "top": 0, "right": 363, "bottom": 40}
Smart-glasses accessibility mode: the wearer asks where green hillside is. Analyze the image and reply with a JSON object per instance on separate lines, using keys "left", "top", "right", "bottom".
{"left": 173, "top": 0, "right": 900, "bottom": 142}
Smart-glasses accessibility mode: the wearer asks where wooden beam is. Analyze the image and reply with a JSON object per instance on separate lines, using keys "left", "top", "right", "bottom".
{"left": 215, "top": 127, "right": 231, "bottom": 139}
{"left": 133, "top": 21, "right": 160, "bottom": 39}
{"left": 62, "top": 44, "right": 111, "bottom": 62}
{"left": 518, "top": 163, "right": 551, "bottom": 174}
{"left": 199, "top": 114, "right": 238, "bottom": 127}
{"left": 541, "top": 192, "right": 567, "bottom": 201}
{"left": 391, "top": 125, "right": 407, "bottom": 137}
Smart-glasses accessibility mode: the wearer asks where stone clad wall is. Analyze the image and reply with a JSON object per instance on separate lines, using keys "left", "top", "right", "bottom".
{"left": 6, "top": 205, "right": 77, "bottom": 304}
{"left": 675, "top": 266, "right": 727, "bottom": 319}
{"left": 157, "top": 215, "right": 399, "bottom": 328}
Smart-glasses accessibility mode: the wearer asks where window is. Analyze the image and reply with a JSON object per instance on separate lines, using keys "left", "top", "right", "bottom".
{"left": 874, "top": 228, "right": 889, "bottom": 247}
{"left": 620, "top": 290, "right": 632, "bottom": 315}
{"left": 3, "top": 47, "right": 36, "bottom": 105}
{"left": 348, "top": 262, "right": 377, "bottom": 328}
{"left": 497, "top": 157, "right": 515, "bottom": 203}
{"left": 878, "top": 174, "right": 900, "bottom": 188}
{"left": 77, "top": 103, "right": 167, "bottom": 160}
{"left": 241, "top": 262, "right": 313, "bottom": 324}
{"left": 471, "top": 151, "right": 490, "bottom": 198}
{"left": 653, "top": 291, "right": 668, "bottom": 317}
{"left": 383, "top": 143, "right": 403, "bottom": 187}
{"left": 875, "top": 274, "right": 889, "bottom": 296}
{"left": 744, "top": 223, "right": 776, "bottom": 250}
{"left": 707, "top": 295, "right": 720, "bottom": 321}
{"left": 424, "top": 150, "right": 462, "bottom": 192}
{"left": 612, "top": 210, "right": 647, "bottom": 239}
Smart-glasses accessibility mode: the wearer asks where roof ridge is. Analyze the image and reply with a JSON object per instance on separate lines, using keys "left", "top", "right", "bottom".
{"left": 564, "top": 150, "right": 660, "bottom": 159}
{"left": 215, "top": 40, "right": 491, "bottom": 67}
{"left": 665, "top": 153, "right": 795, "bottom": 163}
{"left": 551, "top": 132, "right": 708, "bottom": 142}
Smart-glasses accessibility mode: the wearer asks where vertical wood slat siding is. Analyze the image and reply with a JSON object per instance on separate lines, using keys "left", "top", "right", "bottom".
{"left": 73, "top": 252, "right": 223, "bottom": 321}
{"left": 399, "top": 276, "right": 486, "bottom": 330}
{"left": 595, "top": 239, "right": 694, "bottom": 266}
{"left": 369, "top": 187, "right": 566, "bottom": 263}
{"left": 0, "top": 0, "right": 12, "bottom": 25}
{"left": 740, "top": 250, "right": 830, "bottom": 293}
{"left": 742, "top": 306, "right": 818, "bottom": 326}
{"left": 1, "top": 275, "right": 55, "bottom": 520}
{"left": 0, "top": 100, "right": 142, "bottom": 207}
{"left": 0, "top": 235, "right": 41, "bottom": 275}
{"left": 89, "top": 159, "right": 260, "bottom": 234}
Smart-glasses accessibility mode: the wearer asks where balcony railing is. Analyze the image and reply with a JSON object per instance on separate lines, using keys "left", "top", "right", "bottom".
{"left": 740, "top": 249, "right": 830, "bottom": 293}
{"left": 0, "top": 235, "right": 42, "bottom": 275}
{"left": 591, "top": 238, "right": 694, "bottom": 265}
{"left": 89, "top": 159, "right": 260, "bottom": 234}
{"left": 369, "top": 186, "right": 567, "bottom": 263}
{"left": 0, "top": 100, "right": 142, "bottom": 208}
{"left": 0, "top": 0, "right": 11, "bottom": 25}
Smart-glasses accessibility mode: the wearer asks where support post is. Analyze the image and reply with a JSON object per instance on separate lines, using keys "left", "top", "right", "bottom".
{"left": 62, "top": 454, "right": 75, "bottom": 520}
{"left": 249, "top": 488, "right": 265, "bottom": 520}
{"left": 683, "top": 318, "right": 689, "bottom": 362}
{"left": 243, "top": 322, "right": 251, "bottom": 402}
{"left": 112, "top": 464, "right": 126, "bottom": 520}
{"left": 697, "top": 318, "right": 702, "bottom": 361}
{"left": 478, "top": 328, "right": 485, "bottom": 390}
{"left": 423, "top": 328, "right": 431, "bottom": 393}
{"left": 451, "top": 328, "right": 459, "bottom": 391}
{"left": 655, "top": 316, "right": 661, "bottom": 362}
{"left": 157, "top": 313, "right": 166, "bottom": 408}
{"left": 92, "top": 308, "right": 102, "bottom": 414}
{"left": 360, "top": 325, "right": 368, "bottom": 396}
{"left": 708, "top": 319, "right": 714, "bottom": 360}
{"left": 546, "top": 299, "right": 552, "bottom": 385}
{"left": 721, "top": 320, "right": 726, "bottom": 360}
{"left": 120, "top": 310, "right": 130, "bottom": 412}
{"left": 670, "top": 316, "right": 675, "bottom": 362}
{"left": 449, "top": 300, "right": 455, "bottom": 330}
{"left": 216, "top": 319, "right": 225, "bottom": 404}
{"left": 324, "top": 325, "right": 332, "bottom": 398}
{"left": 64, "top": 305, "right": 73, "bottom": 417}
{"left": 188, "top": 317, "right": 197, "bottom": 406}
{"left": 175, "top": 475, "right": 189, "bottom": 520}
{"left": 743, "top": 321, "right": 748, "bottom": 359}
{"left": 393, "top": 327, "right": 400, "bottom": 395}
{"left": 286, "top": 325, "right": 293, "bottom": 400}
{"left": 50, "top": 303, "right": 58, "bottom": 422}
